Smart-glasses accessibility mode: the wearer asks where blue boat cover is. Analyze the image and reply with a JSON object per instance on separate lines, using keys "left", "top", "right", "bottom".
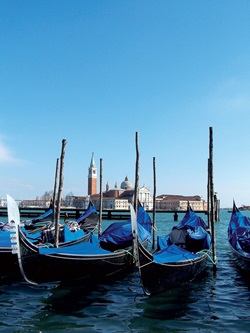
{"left": 99, "top": 204, "right": 152, "bottom": 246}
{"left": 31, "top": 209, "right": 53, "bottom": 223}
{"left": 0, "top": 231, "right": 11, "bottom": 247}
{"left": 153, "top": 244, "right": 200, "bottom": 264}
{"left": 25, "top": 229, "right": 43, "bottom": 242}
{"left": 176, "top": 209, "right": 207, "bottom": 230}
{"left": 156, "top": 207, "right": 211, "bottom": 257}
{"left": 38, "top": 236, "right": 112, "bottom": 255}
{"left": 228, "top": 203, "right": 250, "bottom": 256}
{"left": 64, "top": 225, "right": 85, "bottom": 242}
{"left": 0, "top": 225, "right": 87, "bottom": 249}
{"left": 187, "top": 226, "right": 211, "bottom": 248}
{"left": 76, "top": 202, "right": 97, "bottom": 223}
{"left": 0, "top": 228, "right": 44, "bottom": 248}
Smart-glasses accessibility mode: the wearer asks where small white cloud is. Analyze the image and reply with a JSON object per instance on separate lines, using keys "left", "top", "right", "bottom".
{"left": 0, "top": 139, "right": 22, "bottom": 165}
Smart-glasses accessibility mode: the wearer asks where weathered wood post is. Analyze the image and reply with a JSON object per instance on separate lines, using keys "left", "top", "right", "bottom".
{"left": 152, "top": 157, "right": 156, "bottom": 249}
{"left": 209, "top": 127, "right": 216, "bottom": 269}
{"left": 214, "top": 192, "right": 220, "bottom": 221}
{"left": 99, "top": 157, "right": 103, "bottom": 237}
{"left": 52, "top": 158, "right": 59, "bottom": 223}
{"left": 54, "top": 139, "right": 66, "bottom": 248}
{"left": 207, "top": 158, "right": 211, "bottom": 229}
{"left": 134, "top": 132, "right": 139, "bottom": 214}
{"left": 132, "top": 132, "right": 140, "bottom": 265}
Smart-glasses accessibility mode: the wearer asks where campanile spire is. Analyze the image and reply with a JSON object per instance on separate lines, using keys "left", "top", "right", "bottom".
{"left": 88, "top": 152, "right": 97, "bottom": 195}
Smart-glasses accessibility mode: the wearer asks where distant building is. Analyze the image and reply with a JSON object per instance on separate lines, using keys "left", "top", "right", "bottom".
{"left": 139, "top": 185, "right": 153, "bottom": 210}
{"left": 18, "top": 153, "right": 207, "bottom": 212}
{"left": 155, "top": 194, "right": 207, "bottom": 211}
{"left": 90, "top": 176, "right": 154, "bottom": 210}
{"left": 72, "top": 196, "right": 89, "bottom": 209}
{"left": 19, "top": 199, "right": 50, "bottom": 208}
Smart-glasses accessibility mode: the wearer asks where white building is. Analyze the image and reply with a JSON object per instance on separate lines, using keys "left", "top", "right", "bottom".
{"left": 139, "top": 185, "right": 153, "bottom": 210}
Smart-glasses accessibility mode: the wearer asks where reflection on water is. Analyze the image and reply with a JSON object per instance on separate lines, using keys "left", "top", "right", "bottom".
{"left": 139, "top": 285, "right": 194, "bottom": 320}
{"left": 0, "top": 211, "right": 250, "bottom": 332}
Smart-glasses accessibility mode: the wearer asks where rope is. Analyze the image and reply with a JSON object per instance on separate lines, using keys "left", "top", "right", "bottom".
{"left": 197, "top": 249, "right": 216, "bottom": 265}
{"left": 114, "top": 248, "right": 135, "bottom": 258}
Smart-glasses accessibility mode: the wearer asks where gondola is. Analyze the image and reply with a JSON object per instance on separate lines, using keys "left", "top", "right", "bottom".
{"left": 131, "top": 204, "right": 212, "bottom": 296}
{"left": 0, "top": 207, "right": 54, "bottom": 279}
{"left": 7, "top": 195, "right": 149, "bottom": 285}
{"left": 228, "top": 201, "right": 250, "bottom": 272}
{"left": 0, "top": 200, "right": 97, "bottom": 280}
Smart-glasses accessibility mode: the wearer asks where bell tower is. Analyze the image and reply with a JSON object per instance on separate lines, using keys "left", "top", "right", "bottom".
{"left": 88, "top": 152, "right": 97, "bottom": 195}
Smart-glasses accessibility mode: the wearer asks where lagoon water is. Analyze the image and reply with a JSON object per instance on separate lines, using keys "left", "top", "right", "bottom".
{"left": 0, "top": 210, "right": 250, "bottom": 332}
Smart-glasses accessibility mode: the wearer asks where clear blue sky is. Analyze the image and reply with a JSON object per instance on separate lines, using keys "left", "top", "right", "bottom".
{"left": 1, "top": 0, "right": 250, "bottom": 208}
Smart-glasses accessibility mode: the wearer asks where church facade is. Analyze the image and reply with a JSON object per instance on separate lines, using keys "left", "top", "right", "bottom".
{"left": 90, "top": 176, "right": 153, "bottom": 210}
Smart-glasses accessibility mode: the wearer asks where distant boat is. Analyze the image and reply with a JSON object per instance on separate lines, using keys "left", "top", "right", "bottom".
{"left": 228, "top": 201, "right": 250, "bottom": 272}
{"left": 131, "top": 204, "right": 212, "bottom": 296}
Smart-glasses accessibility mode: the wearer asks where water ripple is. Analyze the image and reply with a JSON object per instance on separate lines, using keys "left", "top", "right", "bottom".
{"left": 0, "top": 211, "right": 250, "bottom": 332}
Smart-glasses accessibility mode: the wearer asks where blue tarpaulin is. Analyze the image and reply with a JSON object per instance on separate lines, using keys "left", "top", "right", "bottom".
{"left": 38, "top": 239, "right": 112, "bottom": 255}
{"left": 31, "top": 209, "right": 53, "bottom": 223}
{"left": 228, "top": 204, "right": 250, "bottom": 256}
{"left": 153, "top": 244, "right": 200, "bottom": 264}
{"left": 99, "top": 204, "right": 152, "bottom": 246}
{"left": 155, "top": 207, "right": 211, "bottom": 259}
{"left": 176, "top": 209, "right": 207, "bottom": 230}
{"left": 76, "top": 202, "right": 97, "bottom": 223}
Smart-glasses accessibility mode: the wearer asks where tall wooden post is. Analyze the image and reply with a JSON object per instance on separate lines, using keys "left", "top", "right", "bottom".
{"left": 99, "top": 158, "right": 103, "bottom": 237}
{"left": 207, "top": 158, "right": 211, "bottom": 229}
{"left": 214, "top": 193, "right": 220, "bottom": 221}
{"left": 54, "top": 139, "right": 66, "bottom": 248}
{"left": 52, "top": 158, "right": 59, "bottom": 223}
{"left": 152, "top": 157, "right": 156, "bottom": 249}
{"left": 134, "top": 132, "right": 139, "bottom": 214}
{"left": 209, "top": 127, "right": 216, "bottom": 268}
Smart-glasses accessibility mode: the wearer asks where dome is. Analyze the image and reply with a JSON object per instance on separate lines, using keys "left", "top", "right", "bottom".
{"left": 121, "top": 176, "right": 133, "bottom": 190}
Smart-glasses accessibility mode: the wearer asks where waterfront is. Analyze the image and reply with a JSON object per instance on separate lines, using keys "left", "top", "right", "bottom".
{"left": 0, "top": 210, "right": 250, "bottom": 332}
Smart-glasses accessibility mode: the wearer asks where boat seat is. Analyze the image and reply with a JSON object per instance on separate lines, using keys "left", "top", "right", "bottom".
{"left": 169, "top": 228, "right": 188, "bottom": 249}
{"left": 42, "top": 227, "right": 65, "bottom": 243}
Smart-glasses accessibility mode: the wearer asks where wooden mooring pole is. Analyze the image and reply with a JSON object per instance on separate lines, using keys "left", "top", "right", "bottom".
{"left": 134, "top": 132, "right": 139, "bottom": 214}
{"left": 99, "top": 157, "right": 103, "bottom": 237}
{"left": 152, "top": 157, "right": 156, "bottom": 250}
{"left": 133, "top": 131, "right": 140, "bottom": 265}
{"left": 207, "top": 158, "right": 211, "bottom": 230}
{"left": 54, "top": 139, "right": 66, "bottom": 248}
{"left": 52, "top": 158, "right": 59, "bottom": 223}
{"left": 209, "top": 127, "right": 217, "bottom": 269}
